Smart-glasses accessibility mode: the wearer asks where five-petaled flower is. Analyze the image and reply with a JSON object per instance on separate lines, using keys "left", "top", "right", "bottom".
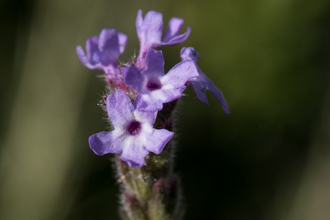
{"left": 125, "top": 49, "right": 199, "bottom": 112}
{"left": 89, "top": 90, "right": 174, "bottom": 168}
{"left": 181, "top": 47, "right": 230, "bottom": 114}
{"left": 136, "top": 10, "right": 191, "bottom": 68}
{"left": 76, "top": 29, "right": 127, "bottom": 75}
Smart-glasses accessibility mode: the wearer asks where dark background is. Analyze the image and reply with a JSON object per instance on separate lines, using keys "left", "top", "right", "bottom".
{"left": 1, "top": 0, "right": 330, "bottom": 220}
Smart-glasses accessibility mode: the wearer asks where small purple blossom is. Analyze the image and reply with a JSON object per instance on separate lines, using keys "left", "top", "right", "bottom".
{"left": 136, "top": 10, "right": 191, "bottom": 63}
{"left": 125, "top": 49, "right": 199, "bottom": 112}
{"left": 88, "top": 90, "right": 174, "bottom": 168}
{"left": 76, "top": 29, "right": 127, "bottom": 73}
{"left": 180, "top": 47, "right": 230, "bottom": 114}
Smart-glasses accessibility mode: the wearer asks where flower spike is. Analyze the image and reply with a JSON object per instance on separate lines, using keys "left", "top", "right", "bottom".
{"left": 125, "top": 49, "right": 199, "bottom": 112}
{"left": 180, "top": 47, "right": 230, "bottom": 114}
{"left": 88, "top": 90, "right": 174, "bottom": 167}
{"left": 77, "top": 9, "right": 230, "bottom": 218}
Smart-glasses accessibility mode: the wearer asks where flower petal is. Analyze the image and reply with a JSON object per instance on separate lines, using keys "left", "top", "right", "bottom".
{"left": 89, "top": 131, "right": 122, "bottom": 155}
{"left": 135, "top": 9, "right": 143, "bottom": 34}
{"left": 76, "top": 45, "right": 101, "bottom": 70}
{"left": 124, "top": 66, "right": 146, "bottom": 93}
{"left": 136, "top": 10, "right": 163, "bottom": 58}
{"left": 144, "top": 129, "right": 174, "bottom": 154}
{"left": 163, "top": 27, "right": 191, "bottom": 46}
{"left": 76, "top": 36, "right": 103, "bottom": 70}
{"left": 162, "top": 17, "right": 191, "bottom": 45}
{"left": 152, "top": 84, "right": 186, "bottom": 104}
{"left": 138, "top": 10, "right": 163, "bottom": 45}
{"left": 190, "top": 80, "right": 209, "bottom": 105}
{"left": 98, "top": 29, "right": 120, "bottom": 66}
{"left": 133, "top": 96, "right": 158, "bottom": 124}
{"left": 208, "top": 83, "right": 231, "bottom": 114}
{"left": 144, "top": 49, "right": 165, "bottom": 78}
{"left": 192, "top": 69, "right": 230, "bottom": 114}
{"left": 136, "top": 93, "right": 163, "bottom": 112}
{"left": 162, "top": 17, "right": 184, "bottom": 42}
{"left": 161, "top": 60, "right": 199, "bottom": 88}
{"left": 120, "top": 142, "right": 149, "bottom": 168}
{"left": 86, "top": 36, "right": 101, "bottom": 65}
{"left": 118, "top": 33, "right": 127, "bottom": 54}
{"left": 106, "top": 90, "right": 134, "bottom": 128}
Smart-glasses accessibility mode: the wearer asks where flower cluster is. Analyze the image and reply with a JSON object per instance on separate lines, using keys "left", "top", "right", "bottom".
{"left": 77, "top": 10, "right": 229, "bottom": 168}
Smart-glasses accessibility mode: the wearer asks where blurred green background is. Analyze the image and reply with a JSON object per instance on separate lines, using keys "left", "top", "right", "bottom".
{"left": 1, "top": 0, "right": 330, "bottom": 219}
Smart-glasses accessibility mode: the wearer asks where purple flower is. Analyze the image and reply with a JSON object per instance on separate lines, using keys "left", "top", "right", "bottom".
{"left": 76, "top": 29, "right": 127, "bottom": 72}
{"left": 125, "top": 49, "right": 199, "bottom": 112}
{"left": 136, "top": 10, "right": 191, "bottom": 61}
{"left": 88, "top": 90, "right": 174, "bottom": 168}
{"left": 180, "top": 47, "right": 230, "bottom": 114}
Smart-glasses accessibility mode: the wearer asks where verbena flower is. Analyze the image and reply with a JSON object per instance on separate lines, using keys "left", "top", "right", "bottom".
{"left": 125, "top": 49, "right": 199, "bottom": 112}
{"left": 136, "top": 10, "right": 191, "bottom": 63}
{"left": 76, "top": 29, "right": 127, "bottom": 73}
{"left": 88, "top": 89, "right": 174, "bottom": 167}
{"left": 180, "top": 47, "right": 230, "bottom": 114}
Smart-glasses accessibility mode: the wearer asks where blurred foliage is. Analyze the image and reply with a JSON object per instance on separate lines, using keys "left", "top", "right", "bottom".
{"left": 1, "top": 0, "right": 330, "bottom": 220}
